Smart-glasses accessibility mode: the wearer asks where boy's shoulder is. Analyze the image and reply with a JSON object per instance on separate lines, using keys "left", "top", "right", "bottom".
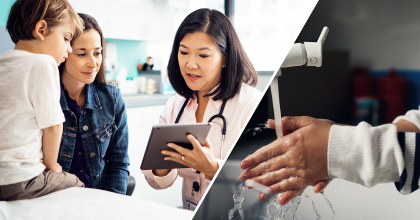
{"left": 0, "top": 50, "right": 58, "bottom": 84}
{"left": 0, "top": 50, "right": 56, "bottom": 67}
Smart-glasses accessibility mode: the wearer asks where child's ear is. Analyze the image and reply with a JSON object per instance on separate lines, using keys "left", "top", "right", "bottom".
{"left": 33, "top": 20, "right": 48, "bottom": 40}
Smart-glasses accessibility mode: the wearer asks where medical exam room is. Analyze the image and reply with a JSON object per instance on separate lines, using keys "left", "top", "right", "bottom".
{"left": 194, "top": 0, "right": 420, "bottom": 220}
{"left": 0, "top": 0, "right": 317, "bottom": 218}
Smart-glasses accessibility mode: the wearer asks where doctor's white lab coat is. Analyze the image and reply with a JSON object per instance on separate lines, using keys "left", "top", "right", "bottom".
{"left": 141, "top": 83, "right": 261, "bottom": 209}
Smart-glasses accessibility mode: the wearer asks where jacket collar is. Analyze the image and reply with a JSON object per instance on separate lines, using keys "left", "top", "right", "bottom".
{"left": 60, "top": 83, "right": 102, "bottom": 111}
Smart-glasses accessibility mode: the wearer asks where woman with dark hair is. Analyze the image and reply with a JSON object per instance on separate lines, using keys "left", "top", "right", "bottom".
{"left": 57, "top": 13, "right": 129, "bottom": 194}
{"left": 142, "top": 8, "right": 261, "bottom": 209}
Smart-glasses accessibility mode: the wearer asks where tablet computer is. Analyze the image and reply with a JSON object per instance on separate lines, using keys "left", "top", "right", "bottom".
{"left": 140, "top": 123, "right": 213, "bottom": 170}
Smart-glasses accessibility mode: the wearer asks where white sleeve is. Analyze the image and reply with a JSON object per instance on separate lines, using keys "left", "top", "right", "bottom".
{"left": 393, "top": 107, "right": 420, "bottom": 130}
{"left": 327, "top": 122, "right": 405, "bottom": 187}
{"left": 141, "top": 169, "right": 178, "bottom": 189}
{"left": 28, "top": 57, "right": 64, "bottom": 129}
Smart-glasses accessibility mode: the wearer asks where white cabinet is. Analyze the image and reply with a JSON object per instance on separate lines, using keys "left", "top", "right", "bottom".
{"left": 126, "top": 105, "right": 183, "bottom": 208}
{"left": 68, "top": 0, "right": 175, "bottom": 41}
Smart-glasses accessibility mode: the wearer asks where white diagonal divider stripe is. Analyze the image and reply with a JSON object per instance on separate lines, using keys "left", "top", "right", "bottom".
{"left": 191, "top": 0, "right": 320, "bottom": 219}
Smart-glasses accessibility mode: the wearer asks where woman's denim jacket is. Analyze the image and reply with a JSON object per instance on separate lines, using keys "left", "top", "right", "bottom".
{"left": 58, "top": 82, "right": 130, "bottom": 194}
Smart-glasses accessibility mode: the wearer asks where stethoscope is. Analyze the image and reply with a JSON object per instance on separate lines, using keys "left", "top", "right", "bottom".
{"left": 175, "top": 97, "right": 227, "bottom": 196}
{"left": 175, "top": 97, "right": 227, "bottom": 160}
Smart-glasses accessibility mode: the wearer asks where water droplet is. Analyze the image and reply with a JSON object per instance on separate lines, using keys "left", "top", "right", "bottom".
{"left": 244, "top": 122, "right": 270, "bottom": 136}
{"left": 228, "top": 184, "right": 335, "bottom": 220}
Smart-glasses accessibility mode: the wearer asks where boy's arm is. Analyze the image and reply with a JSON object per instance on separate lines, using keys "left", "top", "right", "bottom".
{"left": 42, "top": 123, "right": 63, "bottom": 172}
{"left": 27, "top": 57, "right": 65, "bottom": 171}
{"left": 393, "top": 120, "right": 420, "bottom": 132}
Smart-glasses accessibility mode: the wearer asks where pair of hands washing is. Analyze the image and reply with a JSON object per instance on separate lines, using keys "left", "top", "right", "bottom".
{"left": 239, "top": 117, "right": 333, "bottom": 205}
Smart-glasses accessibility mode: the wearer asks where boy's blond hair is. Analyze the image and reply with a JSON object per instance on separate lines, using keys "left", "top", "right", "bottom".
{"left": 6, "top": 0, "right": 84, "bottom": 44}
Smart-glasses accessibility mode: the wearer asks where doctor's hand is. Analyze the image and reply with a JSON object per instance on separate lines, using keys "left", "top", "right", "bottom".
{"left": 238, "top": 116, "right": 332, "bottom": 205}
{"left": 163, "top": 134, "right": 219, "bottom": 180}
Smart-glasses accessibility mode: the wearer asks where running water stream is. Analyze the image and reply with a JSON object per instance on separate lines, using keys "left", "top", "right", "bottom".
{"left": 228, "top": 181, "right": 335, "bottom": 220}
{"left": 302, "top": 193, "right": 321, "bottom": 220}
{"left": 237, "top": 77, "right": 336, "bottom": 219}
{"left": 320, "top": 192, "right": 335, "bottom": 220}
{"left": 228, "top": 181, "right": 246, "bottom": 220}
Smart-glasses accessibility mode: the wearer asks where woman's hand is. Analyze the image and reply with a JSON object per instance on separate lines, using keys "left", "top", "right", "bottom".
{"left": 238, "top": 116, "right": 332, "bottom": 205}
{"left": 162, "top": 134, "right": 219, "bottom": 180}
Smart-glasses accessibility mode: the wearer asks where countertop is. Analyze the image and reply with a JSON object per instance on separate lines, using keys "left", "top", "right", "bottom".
{"left": 122, "top": 71, "right": 275, "bottom": 108}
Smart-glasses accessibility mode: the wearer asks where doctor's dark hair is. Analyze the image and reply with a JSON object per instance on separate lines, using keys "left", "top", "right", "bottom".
{"left": 167, "top": 8, "right": 258, "bottom": 101}
{"left": 59, "top": 13, "right": 106, "bottom": 84}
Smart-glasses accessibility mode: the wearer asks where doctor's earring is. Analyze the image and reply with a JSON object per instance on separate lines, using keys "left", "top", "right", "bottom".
{"left": 222, "top": 64, "right": 226, "bottom": 68}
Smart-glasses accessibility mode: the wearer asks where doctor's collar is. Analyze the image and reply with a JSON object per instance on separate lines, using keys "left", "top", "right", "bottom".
{"left": 191, "top": 84, "right": 224, "bottom": 110}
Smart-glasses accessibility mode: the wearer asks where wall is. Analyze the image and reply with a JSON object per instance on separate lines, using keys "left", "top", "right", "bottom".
{"left": 0, "top": 0, "right": 14, "bottom": 27}
{"left": 233, "top": 0, "right": 318, "bottom": 71}
{"left": 297, "top": 0, "right": 420, "bottom": 70}
{"left": 0, "top": 0, "right": 16, "bottom": 54}
{"left": 0, "top": 0, "right": 148, "bottom": 80}
{"left": 296, "top": 0, "right": 420, "bottom": 109}
{"left": 105, "top": 39, "right": 148, "bottom": 79}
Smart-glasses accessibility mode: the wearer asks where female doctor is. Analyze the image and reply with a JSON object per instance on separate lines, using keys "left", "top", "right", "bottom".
{"left": 141, "top": 8, "right": 261, "bottom": 210}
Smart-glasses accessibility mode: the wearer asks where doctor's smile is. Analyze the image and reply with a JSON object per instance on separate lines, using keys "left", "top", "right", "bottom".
{"left": 186, "top": 73, "right": 201, "bottom": 81}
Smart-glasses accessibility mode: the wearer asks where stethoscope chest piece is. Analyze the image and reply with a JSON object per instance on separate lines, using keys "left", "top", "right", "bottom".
{"left": 193, "top": 181, "right": 200, "bottom": 192}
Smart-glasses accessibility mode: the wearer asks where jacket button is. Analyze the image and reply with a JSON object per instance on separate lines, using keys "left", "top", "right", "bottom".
{"left": 83, "top": 125, "right": 88, "bottom": 131}
{"left": 96, "top": 175, "right": 99, "bottom": 179}
{"left": 90, "top": 153, "right": 96, "bottom": 158}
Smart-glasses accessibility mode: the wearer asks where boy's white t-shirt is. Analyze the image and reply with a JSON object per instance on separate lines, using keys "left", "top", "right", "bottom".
{"left": 0, "top": 50, "right": 65, "bottom": 185}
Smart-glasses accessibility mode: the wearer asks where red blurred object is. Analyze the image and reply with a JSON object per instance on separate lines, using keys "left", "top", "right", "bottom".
{"left": 352, "top": 67, "right": 380, "bottom": 125}
{"left": 377, "top": 69, "right": 407, "bottom": 123}
{"left": 352, "top": 67, "right": 375, "bottom": 98}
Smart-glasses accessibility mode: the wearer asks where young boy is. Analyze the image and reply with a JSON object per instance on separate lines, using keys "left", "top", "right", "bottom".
{"left": 0, "top": 0, "right": 85, "bottom": 201}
